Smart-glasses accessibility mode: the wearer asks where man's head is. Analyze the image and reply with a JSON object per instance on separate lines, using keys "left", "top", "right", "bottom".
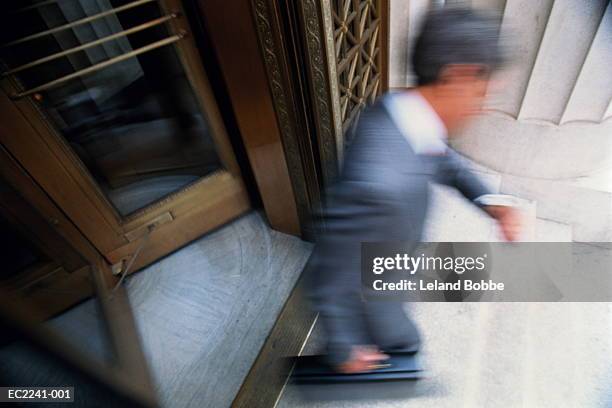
{"left": 412, "top": 7, "right": 505, "bottom": 133}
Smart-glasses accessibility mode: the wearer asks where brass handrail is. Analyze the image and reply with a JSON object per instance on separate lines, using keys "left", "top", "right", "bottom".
{"left": 12, "top": 32, "right": 185, "bottom": 99}
{"left": 1, "top": 0, "right": 157, "bottom": 48}
{"left": 2, "top": 14, "right": 177, "bottom": 77}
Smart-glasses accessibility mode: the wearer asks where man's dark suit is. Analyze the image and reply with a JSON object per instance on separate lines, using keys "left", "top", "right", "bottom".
{"left": 308, "top": 94, "right": 493, "bottom": 366}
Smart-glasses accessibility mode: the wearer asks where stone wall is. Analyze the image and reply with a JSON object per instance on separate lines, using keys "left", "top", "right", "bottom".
{"left": 389, "top": 0, "right": 612, "bottom": 241}
{"left": 390, "top": 0, "right": 611, "bottom": 179}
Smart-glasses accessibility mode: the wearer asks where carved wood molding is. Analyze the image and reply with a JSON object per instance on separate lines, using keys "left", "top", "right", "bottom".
{"left": 249, "top": 0, "right": 389, "bottom": 229}
{"left": 297, "top": 0, "right": 342, "bottom": 185}
{"left": 320, "top": 0, "right": 345, "bottom": 165}
{"left": 251, "top": 0, "right": 320, "bottom": 236}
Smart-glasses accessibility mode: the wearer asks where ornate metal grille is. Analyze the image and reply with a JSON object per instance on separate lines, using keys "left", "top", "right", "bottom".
{"left": 330, "top": 0, "right": 385, "bottom": 132}
{"left": 253, "top": 0, "right": 388, "bottom": 188}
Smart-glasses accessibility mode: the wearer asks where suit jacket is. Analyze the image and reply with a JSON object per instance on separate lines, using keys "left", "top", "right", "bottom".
{"left": 307, "top": 94, "right": 492, "bottom": 365}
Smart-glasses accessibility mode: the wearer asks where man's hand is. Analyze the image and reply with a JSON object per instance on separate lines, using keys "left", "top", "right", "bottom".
{"left": 484, "top": 205, "right": 523, "bottom": 241}
{"left": 337, "top": 346, "right": 389, "bottom": 374}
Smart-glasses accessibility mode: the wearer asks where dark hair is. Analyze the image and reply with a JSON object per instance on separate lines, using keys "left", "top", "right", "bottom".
{"left": 411, "top": 7, "right": 505, "bottom": 86}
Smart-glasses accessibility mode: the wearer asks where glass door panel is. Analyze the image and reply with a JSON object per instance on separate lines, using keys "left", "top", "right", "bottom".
{"left": 0, "top": 214, "right": 47, "bottom": 281}
{"left": 0, "top": 175, "right": 91, "bottom": 319}
{"left": 0, "top": 0, "right": 250, "bottom": 270}
{"left": 1, "top": 0, "right": 225, "bottom": 217}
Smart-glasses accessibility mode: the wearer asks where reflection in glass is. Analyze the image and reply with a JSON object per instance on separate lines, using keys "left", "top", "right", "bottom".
{"left": 0, "top": 215, "right": 46, "bottom": 281}
{"left": 0, "top": 177, "right": 115, "bottom": 365}
{"left": 0, "top": 0, "right": 222, "bottom": 216}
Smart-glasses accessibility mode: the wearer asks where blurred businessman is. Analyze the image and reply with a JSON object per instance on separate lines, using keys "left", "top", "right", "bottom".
{"left": 308, "top": 7, "right": 522, "bottom": 374}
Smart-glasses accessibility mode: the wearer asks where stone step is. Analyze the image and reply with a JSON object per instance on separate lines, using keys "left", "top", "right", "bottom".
{"left": 424, "top": 177, "right": 545, "bottom": 241}
{"left": 566, "top": 167, "right": 612, "bottom": 194}
{"left": 500, "top": 174, "right": 612, "bottom": 242}
{"left": 488, "top": 0, "right": 554, "bottom": 116}
{"left": 517, "top": 0, "right": 608, "bottom": 123}
{"left": 458, "top": 153, "right": 607, "bottom": 242}
{"left": 423, "top": 184, "right": 503, "bottom": 242}
{"left": 534, "top": 217, "right": 573, "bottom": 242}
{"left": 560, "top": 2, "right": 612, "bottom": 124}
{"left": 424, "top": 182, "right": 574, "bottom": 243}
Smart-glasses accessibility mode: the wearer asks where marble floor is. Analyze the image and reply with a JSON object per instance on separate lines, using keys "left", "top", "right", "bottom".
{"left": 1, "top": 211, "right": 312, "bottom": 408}
{"left": 124, "top": 211, "right": 312, "bottom": 407}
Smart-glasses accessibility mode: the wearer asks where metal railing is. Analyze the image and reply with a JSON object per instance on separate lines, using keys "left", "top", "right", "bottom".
{"left": 1, "top": 0, "right": 185, "bottom": 100}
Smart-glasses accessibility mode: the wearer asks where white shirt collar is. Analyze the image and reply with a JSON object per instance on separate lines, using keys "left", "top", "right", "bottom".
{"left": 382, "top": 90, "right": 448, "bottom": 155}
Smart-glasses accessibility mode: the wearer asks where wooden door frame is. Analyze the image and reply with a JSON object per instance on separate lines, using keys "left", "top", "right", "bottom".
{"left": 0, "top": 145, "right": 157, "bottom": 405}
{"left": 0, "top": 175, "right": 92, "bottom": 318}
{"left": 191, "top": 0, "right": 303, "bottom": 237}
{"left": 0, "top": 283, "right": 158, "bottom": 407}
{"left": 196, "top": 0, "right": 389, "bottom": 241}
{"left": 0, "top": 145, "right": 98, "bottom": 318}
{"left": 0, "top": 0, "right": 250, "bottom": 271}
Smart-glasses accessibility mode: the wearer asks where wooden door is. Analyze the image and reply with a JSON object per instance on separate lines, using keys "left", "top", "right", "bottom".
{"left": 0, "top": 156, "right": 91, "bottom": 319}
{"left": 0, "top": 141, "right": 157, "bottom": 406}
{"left": 0, "top": 0, "right": 250, "bottom": 273}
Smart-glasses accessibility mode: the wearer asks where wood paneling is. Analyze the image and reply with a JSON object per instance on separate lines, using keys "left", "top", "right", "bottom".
{"left": 194, "top": 0, "right": 301, "bottom": 236}
{"left": 251, "top": 0, "right": 324, "bottom": 241}
{"left": 0, "top": 146, "right": 95, "bottom": 320}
